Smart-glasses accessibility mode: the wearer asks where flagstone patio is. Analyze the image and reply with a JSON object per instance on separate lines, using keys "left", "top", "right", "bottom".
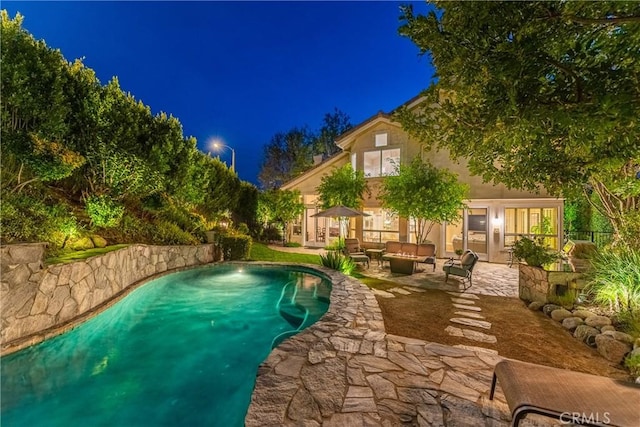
{"left": 245, "top": 260, "right": 546, "bottom": 426}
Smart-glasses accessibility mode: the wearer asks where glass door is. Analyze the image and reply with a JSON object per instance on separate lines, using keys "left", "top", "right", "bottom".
{"left": 305, "top": 208, "right": 326, "bottom": 247}
{"left": 444, "top": 210, "right": 464, "bottom": 256}
{"left": 444, "top": 208, "right": 488, "bottom": 260}
{"left": 466, "top": 208, "right": 488, "bottom": 257}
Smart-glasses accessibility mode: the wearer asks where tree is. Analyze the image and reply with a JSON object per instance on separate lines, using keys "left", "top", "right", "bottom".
{"left": 379, "top": 157, "right": 468, "bottom": 243}
{"left": 257, "top": 189, "right": 304, "bottom": 243}
{"left": 258, "top": 128, "right": 313, "bottom": 189}
{"left": 316, "top": 164, "right": 369, "bottom": 239}
{"left": 231, "top": 181, "right": 259, "bottom": 236}
{"left": 1, "top": 11, "right": 85, "bottom": 192}
{"left": 398, "top": 1, "right": 640, "bottom": 247}
{"left": 311, "top": 108, "right": 352, "bottom": 158}
{"left": 316, "top": 164, "right": 369, "bottom": 210}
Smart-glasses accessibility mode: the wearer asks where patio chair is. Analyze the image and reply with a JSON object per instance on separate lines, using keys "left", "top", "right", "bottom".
{"left": 417, "top": 243, "right": 437, "bottom": 272}
{"left": 343, "top": 238, "right": 369, "bottom": 268}
{"left": 490, "top": 359, "right": 640, "bottom": 427}
{"left": 344, "top": 238, "right": 365, "bottom": 255}
{"left": 443, "top": 250, "right": 478, "bottom": 290}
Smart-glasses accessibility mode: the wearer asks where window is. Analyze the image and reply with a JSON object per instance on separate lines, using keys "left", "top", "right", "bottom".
{"left": 375, "top": 133, "right": 388, "bottom": 147}
{"left": 292, "top": 215, "right": 302, "bottom": 236}
{"left": 362, "top": 208, "right": 399, "bottom": 242}
{"left": 363, "top": 148, "right": 400, "bottom": 177}
{"left": 505, "top": 207, "right": 558, "bottom": 249}
{"left": 351, "top": 153, "right": 356, "bottom": 171}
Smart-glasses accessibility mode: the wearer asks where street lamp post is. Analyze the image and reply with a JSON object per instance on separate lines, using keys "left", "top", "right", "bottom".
{"left": 212, "top": 142, "right": 236, "bottom": 172}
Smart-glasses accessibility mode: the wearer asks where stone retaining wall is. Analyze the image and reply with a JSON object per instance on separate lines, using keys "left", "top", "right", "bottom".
{"left": 1, "top": 243, "right": 214, "bottom": 354}
{"left": 518, "top": 264, "right": 586, "bottom": 303}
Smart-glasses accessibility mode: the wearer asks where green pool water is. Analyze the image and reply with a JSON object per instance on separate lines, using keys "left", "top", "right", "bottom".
{"left": 1, "top": 264, "right": 331, "bottom": 426}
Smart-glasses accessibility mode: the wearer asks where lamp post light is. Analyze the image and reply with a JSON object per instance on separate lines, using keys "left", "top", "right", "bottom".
{"left": 211, "top": 142, "right": 236, "bottom": 172}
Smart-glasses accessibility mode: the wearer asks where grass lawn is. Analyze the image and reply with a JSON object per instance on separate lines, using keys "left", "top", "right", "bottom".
{"left": 249, "top": 243, "right": 321, "bottom": 265}
{"left": 46, "top": 244, "right": 130, "bottom": 265}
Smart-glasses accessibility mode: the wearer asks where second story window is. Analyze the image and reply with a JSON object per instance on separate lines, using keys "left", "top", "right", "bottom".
{"left": 375, "top": 133, "right": 388, "bottom": 147}
{"left": 363, "top": 148, "right": 400, "bottom": 177}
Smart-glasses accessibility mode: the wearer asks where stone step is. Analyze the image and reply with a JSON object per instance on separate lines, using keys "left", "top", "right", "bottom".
{"left": 454, "top": 311, "right": 485, "bottom": 319}
{"left": 445, "top": 326, "right": 497, "bottom": 344}
{"left": 450, "top": 318, "right": 492, "bottom": 330}
{"left": 452, "top": 303, "right": 482, "bottom": 311}
{"left": 447, "top": 292, "right": 479, "bottom": 299}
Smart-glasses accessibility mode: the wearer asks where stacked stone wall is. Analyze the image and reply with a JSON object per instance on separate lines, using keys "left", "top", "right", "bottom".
{"left": 518, "top": 264, "right": 586, "bottom": 303}
{"left": 1, "top": 243, "right": 213, "bottom": 354}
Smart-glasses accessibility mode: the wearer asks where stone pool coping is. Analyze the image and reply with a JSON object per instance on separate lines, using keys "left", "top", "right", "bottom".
{"left": 245, "top": 263, "right": 512, "bottom": 426}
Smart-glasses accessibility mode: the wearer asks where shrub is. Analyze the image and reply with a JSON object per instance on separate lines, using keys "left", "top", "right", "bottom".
{"left": 585, "top": 247, "right": 640, "bottom": 320}
{"left": 625, "top": 353, "right": 640, "bottom": 377}
{"left": 153, "top": 220, "right": 200, "bottom": 245}
{"left": 119, "top": 213, "right": 154, "bottom": 243}
{"left": 219, "top": 234, "right": 252, "bottom": 260}
{"left": 260, "top": 225, "right": 282, "bottom": 243}
{"left": 320, "top": 250, "right": 356, "bottom": 275}
{"left": 85, "top": 195, "right": 124, "bottom": 228}
{"left": 512, "top": 236, "right": 560, "bottom": 267}
{"left": 0, "top": 190, "right": 79, "bottom": 248}
{"left": 235, "top": 222, "right": 250, "bottom": 235}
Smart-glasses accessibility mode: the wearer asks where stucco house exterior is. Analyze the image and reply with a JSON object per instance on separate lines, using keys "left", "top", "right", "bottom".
{"left": 281, "top": 97, "right": 564, "bottom": 264}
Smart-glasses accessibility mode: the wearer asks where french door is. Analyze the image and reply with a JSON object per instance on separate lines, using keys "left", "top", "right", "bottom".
{"left": 444, "top": 208, "right": 489, "bottom": 260}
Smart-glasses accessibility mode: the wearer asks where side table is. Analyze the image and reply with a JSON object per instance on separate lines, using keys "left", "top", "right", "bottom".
{"left": 365, "top": 249, "right": 384, "bottom": 266}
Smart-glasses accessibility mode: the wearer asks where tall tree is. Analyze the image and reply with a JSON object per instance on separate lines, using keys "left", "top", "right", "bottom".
{"left": 316, "top": 164, "right": 368, "bottom": 210}
{"left": 379, "top": 157, "right": 468, "bottom": 243}
{"left": 311, "top": 108, "right": 353, "bottom": 158}
{"left": 398, "top": 1, "right": 640, "bottom": 247}
{"left": 259, "top": 128, "right": 313, "bottom": 189}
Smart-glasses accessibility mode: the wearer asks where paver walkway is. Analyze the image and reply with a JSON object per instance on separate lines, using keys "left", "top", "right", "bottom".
{"left": 245, "top": 259, "right": 551, "bottom": 426}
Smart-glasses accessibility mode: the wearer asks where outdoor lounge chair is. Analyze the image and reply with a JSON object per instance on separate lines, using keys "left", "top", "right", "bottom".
{"left": 490, "top": 359, "right": 640, "bottom": 427}
{"left": 443, "top": 250, "right": 478, "bottom": 290}
{"left": 416, "top": 243, "right": 437, "bottom": 271}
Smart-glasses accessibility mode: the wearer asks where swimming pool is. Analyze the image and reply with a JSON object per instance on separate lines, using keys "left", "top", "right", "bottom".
{"left": 1, "top": 264, "right": 331, "bottom": 426}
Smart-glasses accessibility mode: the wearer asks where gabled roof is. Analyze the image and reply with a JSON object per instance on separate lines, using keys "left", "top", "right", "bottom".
{"left": 280, "top": 151, "right": 349, "bottom": 190}
{"left": 279, "top": 95, "right": 427, "bottom": 189}
{"left": 334, "top": 95, "right": 426, "bottom": 150}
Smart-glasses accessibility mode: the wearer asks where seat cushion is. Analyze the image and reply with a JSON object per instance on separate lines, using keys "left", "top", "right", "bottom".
{"left": 385, "top": 241, "right": 402, "bottom": 254}
{"left": 460, "top": 252, "right": 476, "bottom": 267}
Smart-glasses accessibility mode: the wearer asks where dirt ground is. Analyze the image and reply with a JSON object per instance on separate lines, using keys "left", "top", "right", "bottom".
{"left": 362, "top": 277, "right": 630, "bottom": 381}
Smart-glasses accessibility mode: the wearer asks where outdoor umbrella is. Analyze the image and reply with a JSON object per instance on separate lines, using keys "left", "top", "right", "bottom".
{"left": 311, "top": 205, "right": 370, "bottom": 241}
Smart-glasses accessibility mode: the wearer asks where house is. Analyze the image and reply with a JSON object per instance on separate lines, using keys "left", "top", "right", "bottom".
{"left": 281, "top": 97, "right": 564, "bottom": 264}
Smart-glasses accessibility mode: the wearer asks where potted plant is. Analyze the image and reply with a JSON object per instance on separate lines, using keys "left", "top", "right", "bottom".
{"left": 512, "top": 236, "right": 560, "bottom": 268}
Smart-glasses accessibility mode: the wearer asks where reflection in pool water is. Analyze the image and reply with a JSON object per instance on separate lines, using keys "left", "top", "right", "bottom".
{"left": 1, "top": 264, "right": 331, "bottom": 426}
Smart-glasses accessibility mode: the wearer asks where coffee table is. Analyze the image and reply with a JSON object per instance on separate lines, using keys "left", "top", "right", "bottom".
{"left": 386, "top": 255, "right": 417, "bottom": 275}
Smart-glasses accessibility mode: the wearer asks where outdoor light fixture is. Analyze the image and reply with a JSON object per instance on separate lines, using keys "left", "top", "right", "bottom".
{"left": 493, "top": 211, "right": 503, "bottom": 234}
{"left": 210, "top": 140, "right": 236, "bottom": 172}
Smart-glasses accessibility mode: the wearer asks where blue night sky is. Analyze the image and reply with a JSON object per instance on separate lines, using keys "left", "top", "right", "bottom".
{"left": 4, "top": 1, "right": 436, "bottom": 185}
